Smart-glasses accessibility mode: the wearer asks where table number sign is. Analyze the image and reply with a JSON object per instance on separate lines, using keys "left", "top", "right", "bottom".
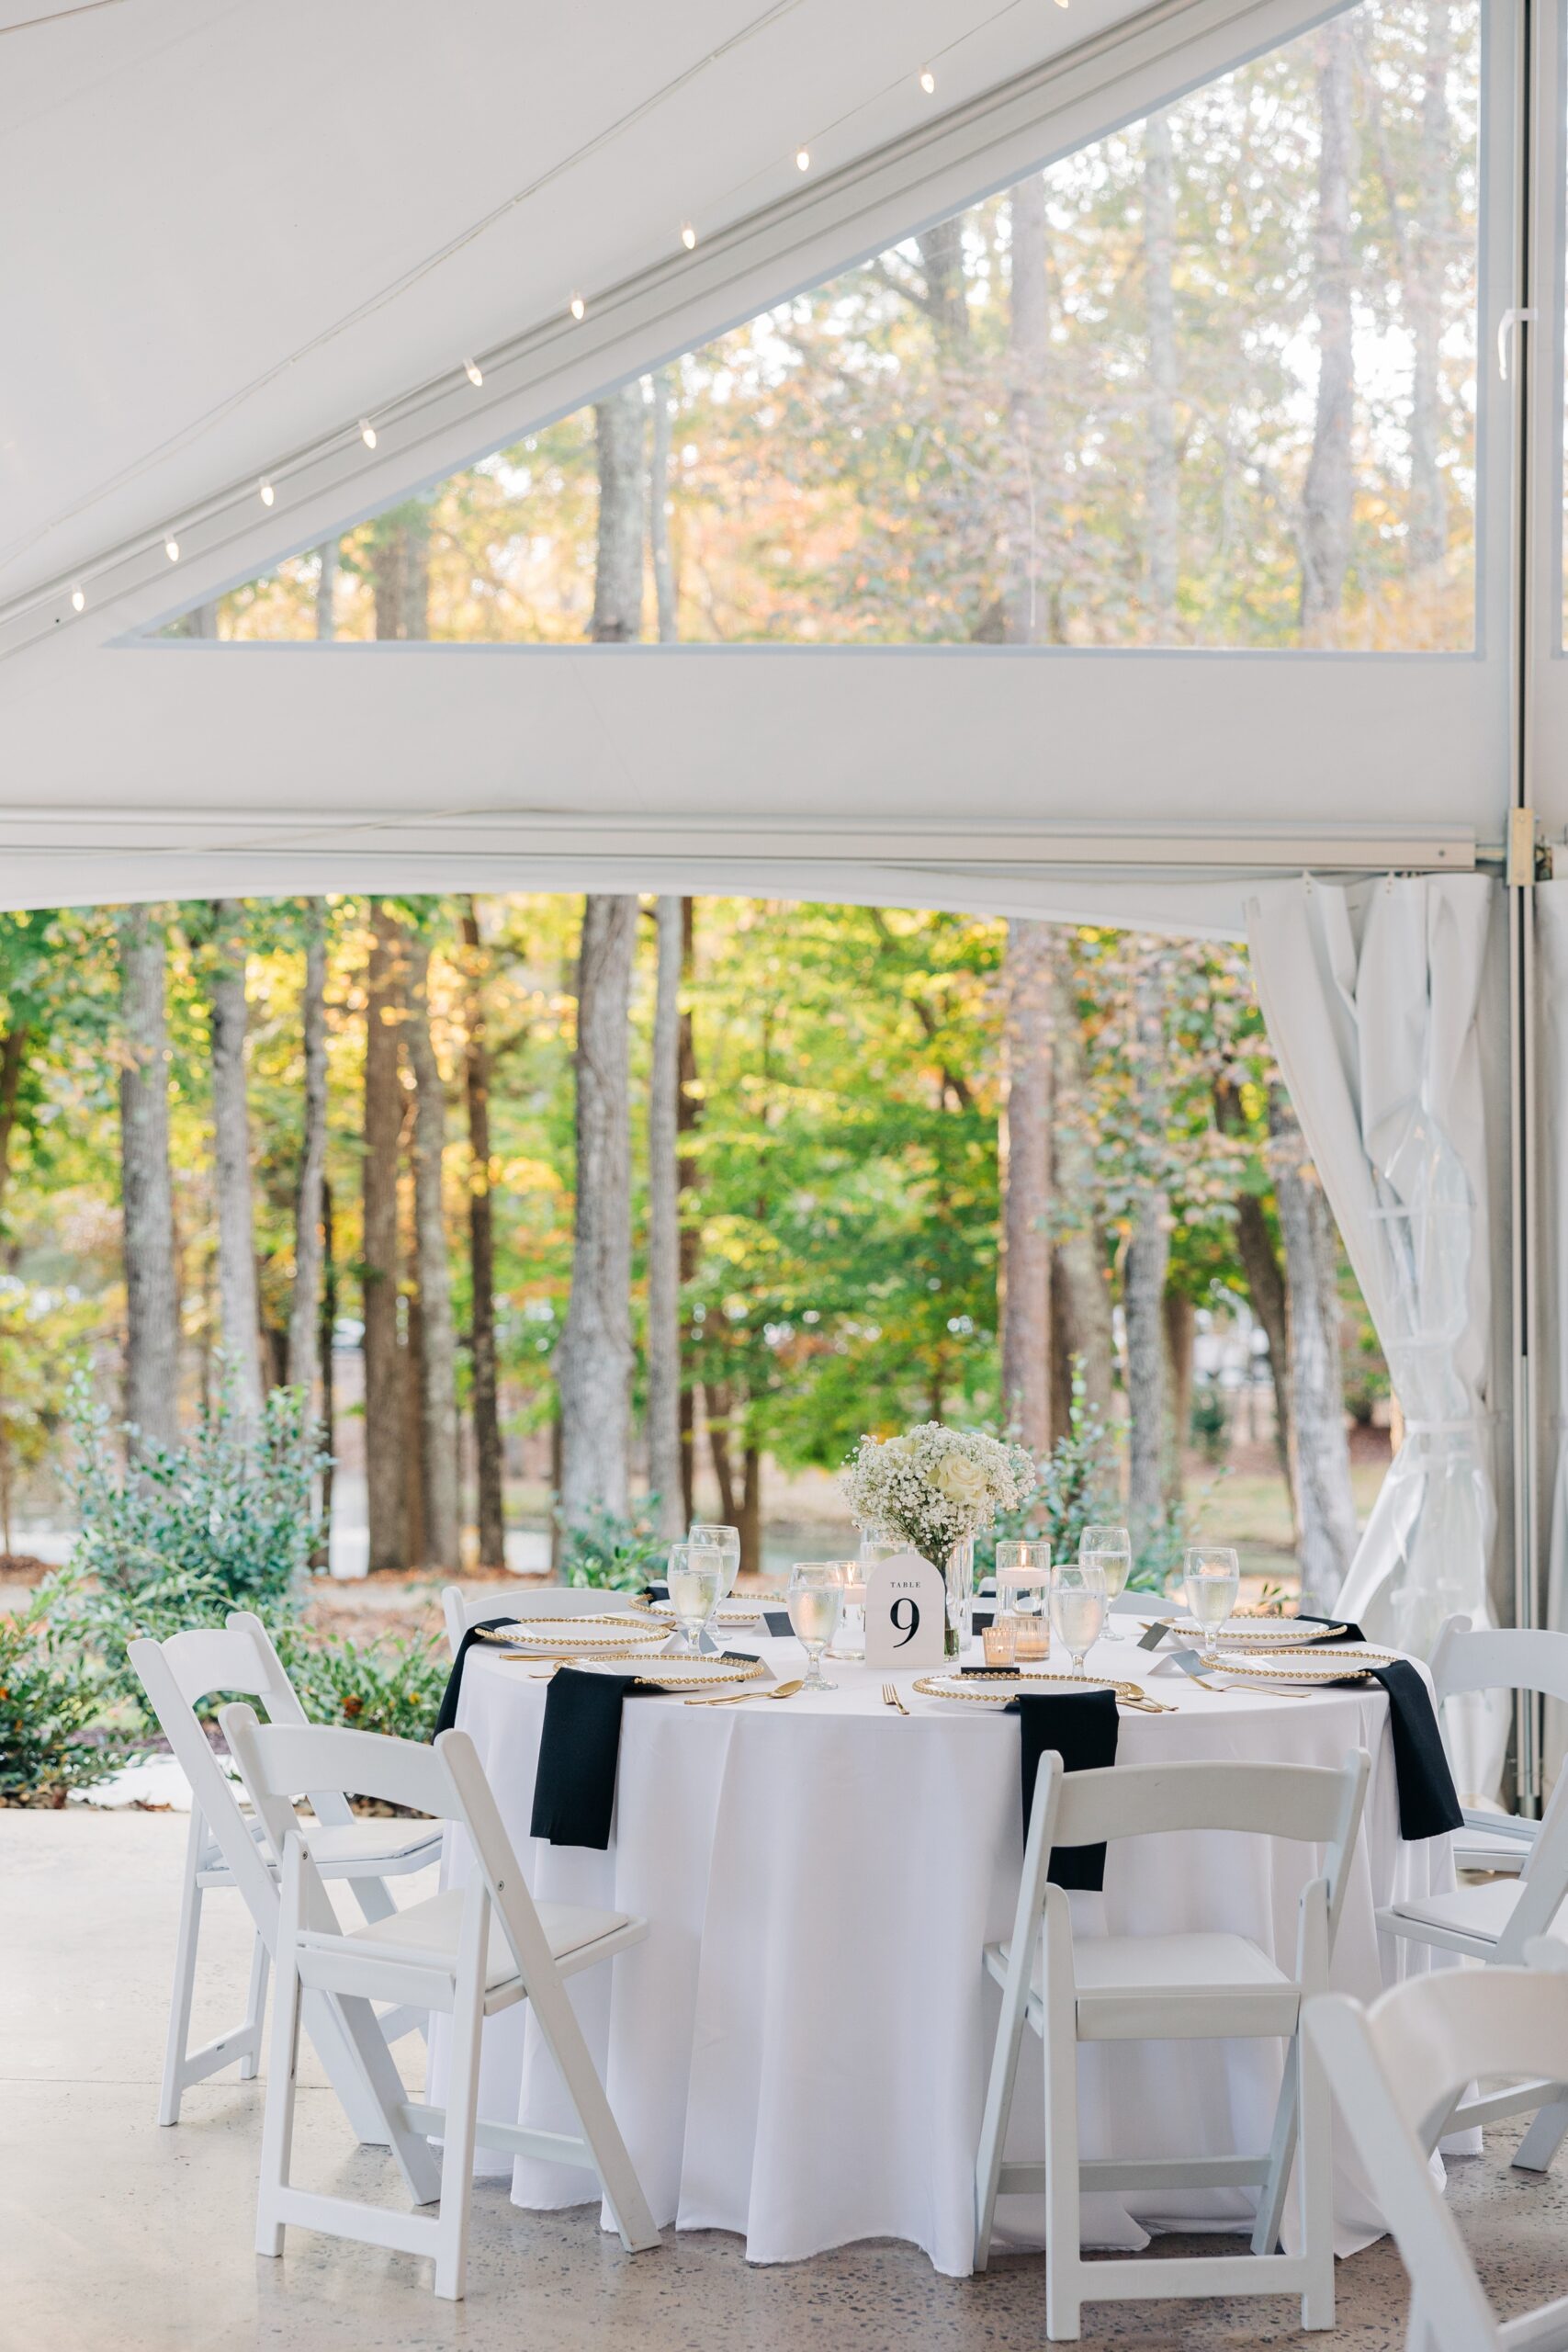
{"left": 864, "top": 1553, "right": 945, "bottom": 1668}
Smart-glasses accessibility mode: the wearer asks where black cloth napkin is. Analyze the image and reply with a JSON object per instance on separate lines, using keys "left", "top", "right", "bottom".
{"left": 433, "top": 1614, "right": 515, "bottom": 1738}
{"left": 529, "top": 1667, "right": 650, "bottom": 1849}
{"left": 1291, "top": 1617, "right": 1461, "bottom": 1838}
{"left": 958, "top": 1676, "right": 1120, "bottom": 1892}
{"left": 1294, "top": 1610, "right": 1369, "bottom": 1644}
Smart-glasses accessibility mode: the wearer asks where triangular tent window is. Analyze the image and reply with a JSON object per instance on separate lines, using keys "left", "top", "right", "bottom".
{"left": 175, "top": 0, "right": 1478, "bottom": 655}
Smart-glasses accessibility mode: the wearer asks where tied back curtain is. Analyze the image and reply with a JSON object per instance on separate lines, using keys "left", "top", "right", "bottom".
{"left": 1243, "top": 876, "right": 1505, "bottom": 1793}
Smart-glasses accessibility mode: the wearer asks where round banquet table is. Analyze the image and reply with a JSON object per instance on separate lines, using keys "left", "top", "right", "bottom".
{"left": 433, "top": 1630, "right": 1462, "bottom": 2278}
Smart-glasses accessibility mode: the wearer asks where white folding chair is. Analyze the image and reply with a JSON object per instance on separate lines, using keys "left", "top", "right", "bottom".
{"left": 129, "top": 1611, "right": 441, "bottom": 2129}
{"left": 221, "top": 1704, "right": 660, "bottom": 2301}
{"left": 975, "top": 1747, "right": 1370, "bottom": 2340}
{"left": 1375, "top": 1749, "right": 1568, "bottom": 2168}
{"left": 1308, "top": 1954, "right": 1568, "bottom": 2352}
{"left": 1429, "top": 1614, "right": 1568, "bottom": 1875}
{"left": 440, "top": 1582, "right": 639, "bottom": 1658}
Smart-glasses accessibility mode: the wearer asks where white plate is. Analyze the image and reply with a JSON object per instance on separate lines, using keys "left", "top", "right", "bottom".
{"left": 1213, "top": 1649, "right": 1382, "bottom": 1687}
{"left": 912, "top": 1669, "right": 1120, "bottom": 1703}
{"left": 479, "top": 1616, "right": 670, "bottom": 1652}
{"left": 1163, "top": 1616, "right": 1352, "bottom": 1648}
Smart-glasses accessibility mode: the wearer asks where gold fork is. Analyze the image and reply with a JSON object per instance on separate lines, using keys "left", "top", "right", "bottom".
{"left": 882, "top": 1681, "right": 909, "bottom": 1716}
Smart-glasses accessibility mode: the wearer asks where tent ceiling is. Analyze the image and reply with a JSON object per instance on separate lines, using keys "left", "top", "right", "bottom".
{"left": 0, "top": 0, "right": 1537, "bottom": 913}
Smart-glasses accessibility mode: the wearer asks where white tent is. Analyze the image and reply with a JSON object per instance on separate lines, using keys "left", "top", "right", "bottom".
{"left": 2, "top": 0, "right": 1563, "bottom": 1781}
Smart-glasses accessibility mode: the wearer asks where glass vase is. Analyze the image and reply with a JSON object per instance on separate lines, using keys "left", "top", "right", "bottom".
{"left": 942, "top": 1536, "right": 975, "bottom": 1661}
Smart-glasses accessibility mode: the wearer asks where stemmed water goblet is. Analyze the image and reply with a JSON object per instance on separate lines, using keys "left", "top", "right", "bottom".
{"left": 1049, "top": 1559, "right": 1106, "bottom": 1680}
{"left": 1183, "top": 1545, "right": 1241, "bottom": 1667}
{"left": 690, "top": 1521, "right": 741, "bottom": 1600}
{"left": 1079, "top": 1524, "right": 1133, "bottom": 1639}
{"left": 666, "top": 1540, "right": 723, "bottom": 1656}
{"left": 787, "top": 1562, "right": 844, "bottom": 1694}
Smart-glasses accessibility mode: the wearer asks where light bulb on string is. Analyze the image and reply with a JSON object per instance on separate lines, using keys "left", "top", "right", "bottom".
{"left": 71, "top": 585, "right": 85, "bottom": 613}
{"left": 795, "top": 145, "right": 811, "bottom": 172}
{"left": 919, "top": 67, "right": 935, "bottom": 93}
{"left": 164, "top": 535, "right": 179, "bottom": 563}
{"left": 258, "top": 479, "right": 275, "bottom": 507}
{"left": 569, "top": 292, "right": 586, "bottom": 321}
{"left": 680, "top": 221, "right": 696, "bottom": 250}
{"left": 359, "top": 418, "right": 378, "bottom": 448}
{"left": 464, "top": 356, "right": 483, "bottom": 387}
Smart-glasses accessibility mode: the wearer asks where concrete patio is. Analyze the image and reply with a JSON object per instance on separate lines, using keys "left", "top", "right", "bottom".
{"left": 6, "top": 1808, "right": 1567, "bottom": 2351}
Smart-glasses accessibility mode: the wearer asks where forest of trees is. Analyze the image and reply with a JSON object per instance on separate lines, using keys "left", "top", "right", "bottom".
{"left": 201, "top": 0, "right": 1478, "bottom": 656}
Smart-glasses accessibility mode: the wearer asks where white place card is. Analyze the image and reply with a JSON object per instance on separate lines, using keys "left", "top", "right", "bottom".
{"left": 864, "top": 1553, "right": 945, "bottom": 1668}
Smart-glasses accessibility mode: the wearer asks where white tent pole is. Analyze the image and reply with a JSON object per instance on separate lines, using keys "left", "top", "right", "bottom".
{"left": 1507, "top": 0, "right": 1545, "bottom": 1809}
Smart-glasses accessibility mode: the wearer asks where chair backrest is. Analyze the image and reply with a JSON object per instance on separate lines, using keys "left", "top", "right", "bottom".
{"left": 221, "top": 1704, "right": 570, "bottom": 2003}
{"left": 1308, "top": 1965, "right": 1568, "bottom": 2351}
{"left": 1050, "top": 1753, "right": 1369, "bottom": 1910}
{"left": 1430, "top": 1614, "right": 1568, "bottom": 1712}
{"left": 1488, "top": 1762, "right": 1568, "bottom": 1960}
{"left": 440, "top": 1582, "right": 649, "bottom": 1657}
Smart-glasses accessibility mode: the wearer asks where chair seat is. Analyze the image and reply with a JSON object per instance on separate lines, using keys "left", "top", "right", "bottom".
{"left": 1381, "top": 1878, "right": 1544, "bottom": 1951}
{"left": 344, "top": 1887, "right": 638, "bottom": 1991}
{"left": 199, "top": 1813, "right": 443, "bottom": 1883}
{"left": 1453, "top": 1821, "right": 1534, "bottom": 1875}
{"left": 989, "top": 1929, "right": 1299, "bottom": 2039}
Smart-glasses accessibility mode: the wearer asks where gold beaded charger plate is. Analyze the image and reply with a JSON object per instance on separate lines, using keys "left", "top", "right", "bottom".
{"left": 571, "top": 1653, "right": 766, "bottom": 1691}
{"left": 1210, "top": 1648, "right": 1393, "bottom": 1687}
{"left": 476, "top": 1616, "right": 671, "bottom": 1657}
{"left": 913, "top": 1669, "right": 1121, "bottom": 1703}
{"left": 648, "top": 1600, "right": 766, "bottom": 1628}
{"left": 1161, "top": 1616, "right": 1352, "bottom": 1648}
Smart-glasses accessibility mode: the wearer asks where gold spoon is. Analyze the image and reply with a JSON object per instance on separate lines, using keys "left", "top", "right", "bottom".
{"left": 684, "top": 1678, "right": 807, "bottom": 1707}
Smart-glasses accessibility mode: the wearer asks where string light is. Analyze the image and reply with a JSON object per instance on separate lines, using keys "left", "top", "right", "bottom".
{"left": 680, "top": 221, "right": 697, "bottom": 250}
{"left": 464, "top": 356, "right": 484, "bottom": 387}
{"left": 919, "top": 67, "right": 936, "bottom": 93}
{"left": 164, "top": 535, "right": 179, "bottom": 562}
{"left": 795, "top": 145, "right": 811, "bottom": 172}
{"left": 569, "top": 291, "right": 586, "bottom": 321}
{"left": 359, "top": 418, "right": 378, "bottom": 448}
{"left": 71, "top": 585, "right": 85, "bottom": 613}
{"left": 258, "top": 479, "right": 275, "bottom": 506}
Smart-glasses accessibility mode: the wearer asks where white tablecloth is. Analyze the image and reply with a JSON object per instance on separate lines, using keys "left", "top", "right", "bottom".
{"left": 435, "top": 1633, "right": 1460, "bottom": 2276}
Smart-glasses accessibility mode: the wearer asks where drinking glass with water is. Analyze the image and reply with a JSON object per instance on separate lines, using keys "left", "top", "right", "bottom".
{"left": 1183, "top": 1546, "right": 1241, "bottom": 1666}
{"left": 1078, "top": 1525, "right": 1132, "bottom": 1639}
{"left": 1049, "top": 1560, "right": 1106, "bottom": 1679}
{"left": 667, "top": 1541, "right": 724, "bottom": 1654}
{"left": 787, "top": 1563, "right": 844, "bottom": 1693}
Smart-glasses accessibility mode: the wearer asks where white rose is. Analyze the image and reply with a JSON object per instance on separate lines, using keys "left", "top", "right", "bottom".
{"left": 933, "top": 1453, "right": 987, "bottom": 1507}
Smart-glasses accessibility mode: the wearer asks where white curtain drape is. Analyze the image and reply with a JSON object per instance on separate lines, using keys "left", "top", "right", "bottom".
{"left": 1244, "top": 876, "right": 1506, "bottom": 1794}
{"left": 1537, "top": 883, "right": 1568, "bottom": 1785}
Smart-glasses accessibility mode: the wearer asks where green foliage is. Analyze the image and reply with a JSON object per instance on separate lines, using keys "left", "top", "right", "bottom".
{"left": 0, "top": 1591, "right": 130, "bottom": 1805}
{"left": 558, "top": 1502, "right": 669, "bottom": 1592}
{"left": 276, "top": 1624, "right": 448, "bottom": 1743}
{"left": 974, "top": 1362, "right": 1120, "bottom": 1580}
{"left": 1190, "top": 1383, "right": 1230, "bottom": 1463}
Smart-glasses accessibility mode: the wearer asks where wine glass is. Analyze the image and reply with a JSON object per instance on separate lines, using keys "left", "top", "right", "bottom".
{"left": 667, "top": 1541, "right": 723, "bottom": 1656}
{"left": 690, "top": 1521, "right": 741, "bottom": 1599}
{"left": 1049, "top": 1559, "right": 1106, "bottom": 1679}
{"left": 1183, "top": 1545, "right": 1241, "bottom": 1667}
{"left": 787, "top": 1562, "right": 844, "bottom": 1693}
{"left": 1079, "top": 1525, "right": 1133, "bottom": 1640}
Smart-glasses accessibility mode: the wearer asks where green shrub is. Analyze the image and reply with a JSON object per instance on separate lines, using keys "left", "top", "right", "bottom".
{"left": 0, "top": 1593, "right": 130, "bottom": 1806}
{"left": 278, "top": 1625, "right": 449, "bottom": 1742}
{"left": 976, "top": 1362, "right": 1121, "bottom": 1582}
{"left": 1190, "top": 1383, "right": 1230, "bottom": 1464}
{"left": 557, "top": 1500, "right": 669, "bottom": 1591}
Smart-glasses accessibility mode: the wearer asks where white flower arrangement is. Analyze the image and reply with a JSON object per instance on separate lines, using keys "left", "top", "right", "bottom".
{"left": 840, "top": 1422, "right": 1036, "bottom": 1569}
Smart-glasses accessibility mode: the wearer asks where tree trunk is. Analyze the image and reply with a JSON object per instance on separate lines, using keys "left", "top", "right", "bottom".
{"left": 677, "top": 899, "right": 699, "bottom": 1523}
{"left": 117, "top": 907, "right": 181, "bottom": 1451}
{"left": 705, "top": 1381, "right": 739, "bottom": 1526}
{"left": 405, "top": 931, "right": 461, "bottom": 1567}
{"left": 739, "top": 1442, "right": 761, "bottom": 1578}
{"left": 288, "top": 900, "right": 329, "bottom": 1393}
{"left": 370, "top": 504, "right": 431, "bottom": 639}
{"left": 1213, "top": 1077, "right": 1297, "bottom": 1505}
{"left": 460, "top": 900, "right": 505, "bottom": 1567}
{"left": 1144, "top": 109, "right": 1179, "bottom": 634}
{"left": 648, "top": 897, "right": 684, "bottom": 1534}
{"left": 0, "top": 1027, "right": 28, "bottom": 1228}
{"left": 1271, "top": 1101, "right": 1359, "bottom": 1610}
{"left": 1006, "top": 173, "right": 1049, "bottom": 646}
{"left": 1408, "top": 3, "right": 1451, "bottom": 581}
{"left": 316, "top": 542, "right": 338, "bottom": 640}
{"left": 208, "top": 899, "right": 264, "bottom": 1420}
{"left": 317, "top": 1171, "right": 336, "bottom": 1566}
{"left": 557, "top": 896, "right": 637, "bottom": 1521}
{"left": 401, "top": 1287, "right": 426, "bottom": 1568}
{"left": 650, "top": 372, "right": 678, "bottom": 643}
{"left": 1163, "top": 1287, "right": 1196, "bottom": 1510}
{"left": 363, "top": 903, "right": 405, "bottom": 1570}
{"left": 999, "top": 919, "right": 1053, "bottom": 1453}
{"left": 1300, "top": 18, "right": 1356, "bottom": 637}
{"left": 592, "top": 387, "right": 646, "bottom": 641}
{"left": 915, "top": 218, "right": 972, "bottom": 345}
{"left": 1124, "top": 952, "right": 1171, "bottom": 1551}
{"left": 1047, "top": 944, "right": 1117, "bottom": 1432}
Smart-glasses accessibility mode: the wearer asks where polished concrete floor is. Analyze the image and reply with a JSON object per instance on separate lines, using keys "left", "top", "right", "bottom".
{"left": 5, "top": 1810, "right": 1566, "bottom": 2351}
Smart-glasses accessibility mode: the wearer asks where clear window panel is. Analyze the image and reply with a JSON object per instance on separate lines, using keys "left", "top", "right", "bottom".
{"left": 194, "top": 0, "right": 1478, "bottom": 653}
